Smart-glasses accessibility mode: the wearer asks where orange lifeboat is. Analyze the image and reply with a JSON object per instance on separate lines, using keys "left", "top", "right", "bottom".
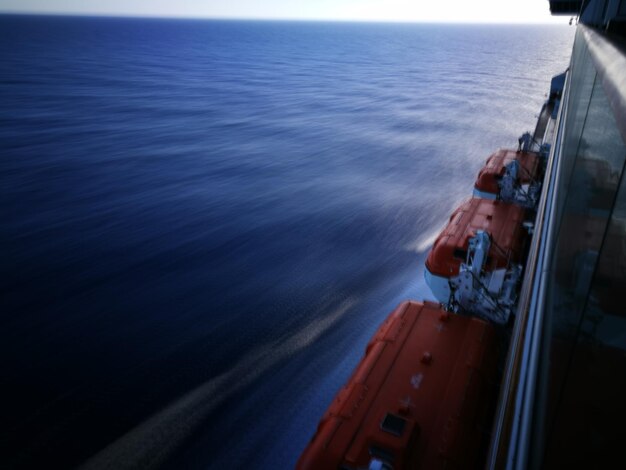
{"left": 424, "top": 198, "right": 529, "bottom": 323}
{"left": 474, "top": 149, "right": 541, "bottom": 207}
{"left": 297, "top": 301, "right": 499, "bottom": 470}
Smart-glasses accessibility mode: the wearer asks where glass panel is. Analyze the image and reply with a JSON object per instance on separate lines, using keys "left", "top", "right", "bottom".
{"left": 542, "top": 51, "right": 626, "bottom": 468}
{"left": 550, "top": 74, "right": 626, "bottom": 337}
{"left": 585, "top": 178, "right": 626, "bottom": 337}
{"left": 552, "top": 29, "right": 597, "bottom": 224}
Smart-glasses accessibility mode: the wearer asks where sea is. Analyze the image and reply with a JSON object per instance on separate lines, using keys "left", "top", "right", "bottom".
{"left": 0, "top": 15, "right": 573, "bottom": 469}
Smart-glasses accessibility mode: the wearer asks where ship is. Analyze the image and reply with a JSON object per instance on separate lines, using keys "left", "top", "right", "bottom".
{"left": 297, "top": 1, "right": 626, "bottom": 468}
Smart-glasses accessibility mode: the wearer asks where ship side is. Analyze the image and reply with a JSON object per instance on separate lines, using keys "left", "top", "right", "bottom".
{"left": 298, "top": 1, "right": 626, "bottom": 468}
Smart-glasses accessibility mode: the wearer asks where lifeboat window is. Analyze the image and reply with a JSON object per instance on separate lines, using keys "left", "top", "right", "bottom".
{"left": 369, "top": 445, "right": 395, "bottom": 464}
{"left": 380, "top": 413, "right": 406, "bottom": 436}
{"left": 453, "top": 249, "right": 467, "bottom": 260}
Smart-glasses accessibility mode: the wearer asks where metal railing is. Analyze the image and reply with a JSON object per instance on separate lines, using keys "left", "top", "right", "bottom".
{"left": 485, "top": 53, "right": 572, "bottom": 470}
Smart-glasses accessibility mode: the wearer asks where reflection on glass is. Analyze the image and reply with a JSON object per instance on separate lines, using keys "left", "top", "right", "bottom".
{"left": 542, "top": 34, "right": 626, "bottom": 468}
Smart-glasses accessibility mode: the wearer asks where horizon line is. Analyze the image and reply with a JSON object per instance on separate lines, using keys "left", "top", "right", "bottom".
{"left": 0, "top": 10, "right": 571, "bottom": 25}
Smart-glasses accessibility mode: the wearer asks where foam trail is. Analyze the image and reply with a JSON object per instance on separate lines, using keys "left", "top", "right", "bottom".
{"left": 405, "top": 224, "right": 445, "bottom": 254}
{"left": 80, "top": 298, "right": 356, "bottom": 470}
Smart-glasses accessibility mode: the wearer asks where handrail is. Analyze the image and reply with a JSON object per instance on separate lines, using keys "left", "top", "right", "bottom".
{"left": 485, "top": 63, "right": 572, "bottom": 469}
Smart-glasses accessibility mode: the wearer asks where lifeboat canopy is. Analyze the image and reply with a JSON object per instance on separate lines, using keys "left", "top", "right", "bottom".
{"left": 297, "top": 301, "right": 499, "bottom": 470}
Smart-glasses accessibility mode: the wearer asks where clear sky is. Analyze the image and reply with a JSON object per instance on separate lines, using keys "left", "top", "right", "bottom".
{"left": 0, "top": 0, "right": 569, "bottom": 24}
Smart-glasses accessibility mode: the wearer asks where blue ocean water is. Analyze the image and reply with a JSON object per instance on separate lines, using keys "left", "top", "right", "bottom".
{"left": 0, "top": 15, "right": 573, "bottom": 469}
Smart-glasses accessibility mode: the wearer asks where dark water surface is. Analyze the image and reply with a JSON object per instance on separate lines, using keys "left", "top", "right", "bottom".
{"left": 0, "top": 16, "right": 573, "bottom": 469}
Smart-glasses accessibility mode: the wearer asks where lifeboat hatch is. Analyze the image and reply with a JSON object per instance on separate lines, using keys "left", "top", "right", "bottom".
{"left": 380, "top": 413, "right": 407, "bottom": 437}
